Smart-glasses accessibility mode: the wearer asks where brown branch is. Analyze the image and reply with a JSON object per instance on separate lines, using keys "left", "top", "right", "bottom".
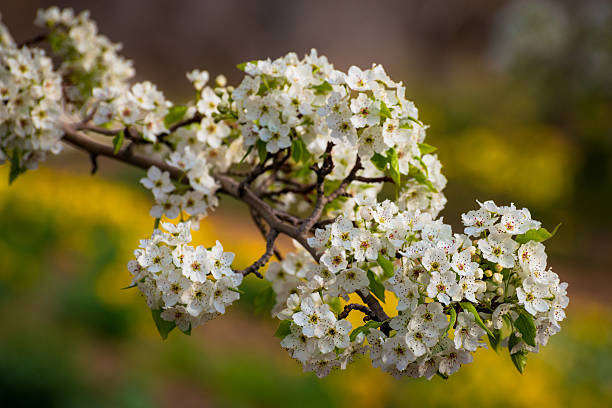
{"left": 235, "top": 229, "right": 279, "bottom": 278}
{"left": 18, "top": 34, "right": 47, "bottom": 48}
{"left": 353, "top": 175, "right": 393, "bottom": 184}
{"left": 357, "top": 289, "right": 391, "bottom": 335}
{"left": 60, "top": 122, "right": 318, "bottom": 261}
{"left": 338, "top": 303, "right": 376, "bottom": 320}
{"left": 298, "top": 142, "right": 334, "bottom": 234}
{"left": 60, "top": 122, "right": 395, "bottom": 321}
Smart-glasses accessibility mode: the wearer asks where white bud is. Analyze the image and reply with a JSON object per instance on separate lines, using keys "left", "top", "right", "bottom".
{"left": 215, "top": 74, "right": 227, "bottom": 87}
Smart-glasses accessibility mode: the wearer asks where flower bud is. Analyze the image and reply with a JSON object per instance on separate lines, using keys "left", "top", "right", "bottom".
{"left": 215, "top": 74, "right": 227, "bottom": 87}
{"left": 495, "top": 287, "right": 504, "bottom": 297}
{"left": 484, "top": 269, "right": 493, "bottom": 278}
{"left": 494, "top": 263, "right": 503, "bottom": 273}
{"left": 492, "top": 273, "right": 503, "bottom": 284}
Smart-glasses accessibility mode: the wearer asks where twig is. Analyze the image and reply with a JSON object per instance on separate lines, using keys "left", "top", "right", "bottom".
{"left": 338, "top": 303, "right": 376, "bottom": 320}
{"left": 18, "top": 34, "right": 47, "bottom": 48}
{"left": 234, "top": 229, "right": 279, "bottom": 278}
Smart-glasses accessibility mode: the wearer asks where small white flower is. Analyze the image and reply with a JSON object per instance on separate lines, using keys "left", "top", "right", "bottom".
{"left": 292, "top": 296, "right": 336, "bottom": 338}
{"left": 140, "top": 166, "right": 175, "bottom": 198}
{"left": 453, "top": 312, "right": 486, "bottom": 351}
{"left": 478, "top": 231, "right": 519, "bottom": 268}
{"left": 208, "top": 240, "right": 235, "bottom": 279}
{"left": 318, "top": 319, "right": 352, "bottom": 353}
{"left": 320, "top": 246, "right": 348, "bottom": 273}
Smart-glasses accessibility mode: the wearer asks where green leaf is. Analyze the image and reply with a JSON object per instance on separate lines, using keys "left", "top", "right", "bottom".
{"left": 367, "top": 270, "right": 386, "bottom": 303}
{"left": 112, "top": 130, "right": 125, "bottom": 155}
{"left": 510, "top": 349, "right": 528, "bottom": 374}
{"left": 256, "top": 140, "right": 268, "bottom": 163}
{"left": 228, "top": 287, "right": 246, "bottom": 295}
{"left": 180, "top": 323, "right": 192, "bottom": 336}
{"left": 445, "top": 307, "right": 457, "bottom": 334}
{"left": 418, "top": 143, "right": 438, "bottom": 155}
{"left": 370, "top": 153, "right": 388, "bottom": 172}
{"left": 120, "top": 282, "right": 137, "bottom": 290}
{"left": 236, "top": 60, "right": 258, "bottom": 71}
{"left": 164, "top": 105, "right": 188, "bottom": 128}
{"left": 311, "top": 81, "right": 333, "bottom": 95}
{"left": 151, "top": 308, "right": 176, "bottom": 340}
{"left": 408, "top": 165, "right": 437, "bottom": 193}
{"left": 514, "top": 311, "right": 537, "bottom": 347}
{"left": 377, "top": 253, "right": 395, "bottom": 279}
{"left": 323, "top": 179, "right": 342, "bottom": 195}
{"left": 379, "top": 100, "right": 392, "bottom": 121}
{"left": 328, "top": 297, "right": 343, "bottom": 315}
{"left": 349, "top": 320, "right": 384, "bottom": 342}
{"left": 460, "top": 302, "right": 494, "bottom": 338}
{"left": 514, "top": 224, "right": 561, "bottom": 244}
{"left": 291, "top": 138, "right": 303, "bottom": 163}
{"left": 387, "top": 148, "right": 400, "bottom": 186}
{"left": 8, "top": 150, "right": 23, "bottom": 185}
{"left": 274, "top": 320, "right": 293, "bottom": 339}
{"left": 254, "top": 286, "right": 276, "bottom": 316}
{"left": 153, "top": 218, "right": 161, "bottom": 230}
{"left": 488, "top": 329, "right": 502, "bottom": 352}
{"left": 240, "top": 145, "right": 254, "bottom": 164}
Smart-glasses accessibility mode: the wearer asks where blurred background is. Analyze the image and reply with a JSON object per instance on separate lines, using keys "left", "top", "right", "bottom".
{"left": 1, "top": 0, "right": 611, "bottom": 407}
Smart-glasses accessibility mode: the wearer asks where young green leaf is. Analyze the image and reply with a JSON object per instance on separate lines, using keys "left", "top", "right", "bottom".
{"left": 445, "top": 307, "right": 457, "bottom": 334}
{"left": 367, "top": 270, "right": 386, "bottom": 303}
{"left": 377, "top": 253, "right": 395, "bottom": 279}
{"left": 274, "top": 320, "right": 293, "bottom": 339}
{"left": 8, "top": 150, "right": 23, "bottom": 184}
{"left": 408, "top": 165, "right": 437, "bottom": 193}
{"left": 488, "top": 329, "right": 502, "bottom": 352}
{"left": 370, "top": 153, "right": 388, "bottom": 172}
{"left": 328, "top": 297, "right": 343, "bottom": 315}
{"left": 387, "top": 148, "right": 401, "bottom": 186}
{"left": 311, "top": 81, "right": 333, "bottom": 95}
{"left": 164, "top": 105, "right": 188, "bottom": 128}
{"left": 459, "top": 302, "right": 494, "bottom": 338}
{"left": 418, "top": 142, "right": 438, "bottom": 155}
{"left": 179, "top": 323, "right": 192, "bottom": 336}
{"left": 291, "top": 138, "right": 303, "bottom": 163}
{"left": 514, "top": 224, "right": 561, "bottom": 244}
{"left": 379, "top": 100, "right": 392, "bottom": 121}
{"left": 236, "top": 60, "right": 258, "bottom": 72}
{"left": 254, "top": 286, "right": 276, "bottom": 316}
{"left": 256, "top": 140, "right": 268, "bottom": 163}
{"left": 510, "top": 349, "right": 528, "bottom": 374}
{"left": 112, "top": 130, "right": 125, "bottom": 155}
{"left": 514, "top": 311, "right": 537, "bottom": 347}
{"left": 349, "top": 320, "right": 384, "bottom": 342}
{"left": 151, "top": 308, "right": 176, "bottom": 340}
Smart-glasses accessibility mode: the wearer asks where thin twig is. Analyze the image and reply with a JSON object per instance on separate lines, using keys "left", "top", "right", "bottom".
{"left": 338, "top": 303, "right": 376, "bottom": 320}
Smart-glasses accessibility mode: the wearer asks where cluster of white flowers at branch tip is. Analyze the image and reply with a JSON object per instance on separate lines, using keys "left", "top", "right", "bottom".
{"left": 233, "top": 51, "right": 447, "bottom": 217}
{"left": 267, "top": 200, "right": 567, "bottom": 378}
{"left": 0, "top": 16, "right": 63, "bottom": 178}
{"left": 0, "top": 7, "right": 569, "bottom": 380}
{"left": 35, "top": 7, "right": 134, "bottom": 104}
{"left": 128, "top": 221, "right": 242, "bottom": 332}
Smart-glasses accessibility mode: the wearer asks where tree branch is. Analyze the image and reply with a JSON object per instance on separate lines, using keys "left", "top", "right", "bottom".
{"left": 234, "top": 229, "right": 279, "bottom": 278}
{"left": 338, "top": 303, "right": 376, "bottom": 321}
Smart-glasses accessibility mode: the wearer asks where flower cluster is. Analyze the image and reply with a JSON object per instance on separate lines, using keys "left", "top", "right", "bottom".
{"left": 0, "top": 21, "right": 63, "bottom": 176}
{"left": 267, "top": 200, "right": 567, "bottom": 378}
{"left": 128, "top": 222, "right": 242, "bottom": 332}
{"left": 233, "top": 51, "right": 447, "bottom": 217}
{"left": 35, "top": 7, "right": 134, "bottom": 104}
